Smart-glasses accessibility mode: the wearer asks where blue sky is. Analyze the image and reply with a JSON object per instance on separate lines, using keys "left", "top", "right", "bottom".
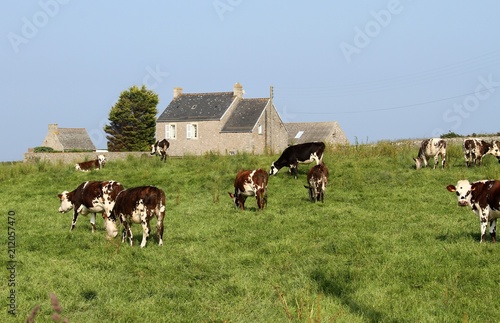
{"left": 2, "top": 1, "right": 500, "bottom": 161}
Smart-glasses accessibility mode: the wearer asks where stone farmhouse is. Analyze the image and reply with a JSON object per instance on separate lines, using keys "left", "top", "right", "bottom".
{"left": 286, "top": 121, "right": 350, "bottom": 146}
{"left": 155, "top": 83, "right": 289, "bottom": 156}
{"left": 41, "top": 124, "right": 96, "bottom": 151}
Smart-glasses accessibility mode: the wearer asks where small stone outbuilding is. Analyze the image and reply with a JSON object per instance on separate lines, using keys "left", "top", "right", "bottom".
{"left": 286, "top": 121, "right": 349, "bottom": 146}
{"left": 41, "top": 124, "right": 96, "bottom": 151}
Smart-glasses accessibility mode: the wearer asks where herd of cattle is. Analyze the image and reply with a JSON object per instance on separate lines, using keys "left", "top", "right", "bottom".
{"left": 61, "top": 137, "right": 500, "bottom": 246}
{"left": 59, "top": 141, "right": 329, "bottom": 247}
{"left": 414, "top": 137, "right": 500, "bottom": 243}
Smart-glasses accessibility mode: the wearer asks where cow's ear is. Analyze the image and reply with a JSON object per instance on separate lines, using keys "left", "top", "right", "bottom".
{"left": 228, "top": 192, "right": 234, "bottom": 198}
{"left": 446, "top": 185, "right": 456, "bottom": 192}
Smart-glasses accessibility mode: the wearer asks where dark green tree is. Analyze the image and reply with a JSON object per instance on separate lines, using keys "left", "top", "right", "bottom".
{"left": 104, "top": 85, "right": 159, "bottom": 151}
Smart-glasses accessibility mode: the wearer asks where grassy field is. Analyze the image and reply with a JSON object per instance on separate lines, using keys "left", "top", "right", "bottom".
{"left": 2, "top": 142, "right": 500, "bottom": 322}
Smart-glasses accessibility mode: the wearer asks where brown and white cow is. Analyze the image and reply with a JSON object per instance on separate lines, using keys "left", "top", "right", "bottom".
{"left": 75, "top": 155, "right": 106, "bottom": 171}
{"left": 110, "top": 186, "right": 166, "bottom": 248}
{"left": 57, "top": 180, "right": 123, "bottom": 237}
{"left": 413, "top": 138, "right": 446, "bottom": 170}
{"left": 463, "top": 138, "right": 500, "bottom": 167}
{"left": 151, "top": 139, "right": 170, "bottom": 162}
{"left": 228, "top": 169, "right": 269, "bottom": 210}
{"left": 304, "top": 162, "right": 329, "bottom": 203}
{"left": 447, "top": 179, "right": 500, "bottom": 243}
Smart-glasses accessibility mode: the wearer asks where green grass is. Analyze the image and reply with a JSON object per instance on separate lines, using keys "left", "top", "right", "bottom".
{"left": 2, "top": 143, "right": 500, "bottom": 322}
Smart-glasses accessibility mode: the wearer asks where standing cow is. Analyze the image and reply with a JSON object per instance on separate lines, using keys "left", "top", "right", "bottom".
{"left": 463, "top": 138, "right": 500, "bottom": 167}
{"left": 447, "top": 179, "right": 500, "bottom": 243}
{"left": 270, "top": 142, "right": 325, "bottom": 179}
{"left": 228, "top": 169, "right": 269, "bottom": 210}
{"left": 151, "top": 139, "right": 170, "bottom": 162}
{"left": 57, "top": 180, "right": 123, "bottom": 237}
{"left": 111, "top": 186, "right": 166, "bottom": 248}
{"left": 304, "top": 162, "right": 329, "bottom": 203}
{"left": 413, "top": 138, "right": 446, "bottom": 170}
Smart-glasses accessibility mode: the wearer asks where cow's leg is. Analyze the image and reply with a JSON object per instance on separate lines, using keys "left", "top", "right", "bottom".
{"left": 490, "top": 219, "right": 497, "bottom": 243}
{"left": 140, "top": 219, "right": 150, "bottom": 248}
{"left": 90, "top": 213, "right": 96, "bottom": 233}
{"left": 121, "top": 220, "right": 133, "bottom": 246}
{"left": 239, "top": 196, "right": 247, "bottom": 210}
{"left": 433, "top": 154, "right": 439, "bottom": 169}
{"left": 480, "top": 212, "right": 489, "bottom": 243}
{"left": 441, "top": 152, "right": 446, "bottom": 169}
{"left": 290, "top": 163, "right": 299, "bottom": 179}
{"left": 70, "top": 210, "right": 79, "bottom": 231}
{"left": 156, "top": 208, "right": 165, "bottom": 246}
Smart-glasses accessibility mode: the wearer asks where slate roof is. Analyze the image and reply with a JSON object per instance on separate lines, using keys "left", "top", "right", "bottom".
{"left": 157, "top": 92, "right": 236, "bottom": 122}
{"left": 221, "top": 98, "right": 268, "bottom": 133}
{"left": 286, "top": 121, "right": 348, "bottom": 145}
{"left": 56, "top": 128, "right": 96, "bottom": 151}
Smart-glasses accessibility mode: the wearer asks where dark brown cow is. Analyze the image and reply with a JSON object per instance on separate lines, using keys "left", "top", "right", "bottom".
{"left": 57, "top": 180, "right": 124, "bottom": 237}
{"left": 463, "top": 138, "right": 500, "bottom": 166}
{"left": 110, "top": 186, "right": 166, "bottom": 248}
{"left": 304, "top": 162, "right": 329, "bottom": 203}
{"left": 228, "top": 169, "right": 269, "bottom": 210}
{"left": 447, "top": 179, "right": 500, "bottom": 242}
{"left": 75, "top": 155, "right": 106, "bottom": 171}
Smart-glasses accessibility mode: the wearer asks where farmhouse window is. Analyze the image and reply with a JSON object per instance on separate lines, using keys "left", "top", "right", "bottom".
{"left": 258, "top": 124, "right": 263, "bottom": 134}
{"left": 166, "top": 124, "right": 176, "bottom": 139}
{"left": 187, "top": 123, "right": 198, "bottom": 139}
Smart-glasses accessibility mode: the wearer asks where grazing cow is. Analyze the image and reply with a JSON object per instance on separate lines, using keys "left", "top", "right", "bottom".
{"left": 304, "top": 162, "right": 329, "bottom": 203}
{"left": 57, "top": 180, "right": 123, "bottom": 237}
{"left": 228, "top": 169, "right": 269, "bottom": 210}
{"left": 463, "top": 138, "right": 500, "bottom": 166}
{"left": 447, "top": 179, "right": 500, "bottom": 243}
{"left": 270, "top": 142, "right": 325, "bottom": 179}
{"left": 151, "top": 139, "right": 170, "bottom": 162}
{"left": 75, "top": 155, "right": 106, "bottom": 171}
{"left": 111, "top": 186, "right": 166, "bottom": 248}
{"left": 413, "top": 138, "right": 446, "bottom": 170}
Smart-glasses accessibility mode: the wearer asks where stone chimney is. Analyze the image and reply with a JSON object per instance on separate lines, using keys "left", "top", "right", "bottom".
{"left": 48, "top": 123, "right": 58, "bottom": 133}
{"left": 173, "top": 87, "right": 183, "bottom": 99}
{"left": 233, "top": 82, "right": 244, "bottom": 99}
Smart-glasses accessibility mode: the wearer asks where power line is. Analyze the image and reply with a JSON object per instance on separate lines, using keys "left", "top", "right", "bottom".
{"left": 291, "top": 85, "right": 500, "bottom": 115}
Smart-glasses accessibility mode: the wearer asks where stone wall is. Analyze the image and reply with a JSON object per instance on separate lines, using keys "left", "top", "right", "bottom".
{"left": 23, "top": 151, "right": 152, "bottom": 164}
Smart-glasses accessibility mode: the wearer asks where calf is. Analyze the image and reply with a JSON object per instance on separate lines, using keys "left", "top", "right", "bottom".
{"left": 57, "top": 180, "right": 123, "bottom": 237}
{"left": 413, "top": 138, "right": 446, "bottom": 170}
{"left": 463, "top": 139, "right": 500, "bottom": 166}
{"left": 151, "top": 139, "right": 170, "bottom": 162}
{"left": 304, "top": 162, "right": 329, "bottom": 203}
{"left": 228, "top": 169, "right": 269, "bottom": 210}
{"left": 75, "top": 155, "right": 106, "bottom": 171}
{"left": 447, "top": 179, "right": 500, "bottom": 243}
{"left": 270, "top": 142, "right": 325, "bottom": 179}
{"left": 111, "top": 186, "right": 166, "bottom": 248}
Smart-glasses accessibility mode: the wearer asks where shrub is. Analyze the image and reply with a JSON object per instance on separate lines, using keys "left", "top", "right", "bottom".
{"left": 33, "top": 146, "right": 55, "bottom": 153}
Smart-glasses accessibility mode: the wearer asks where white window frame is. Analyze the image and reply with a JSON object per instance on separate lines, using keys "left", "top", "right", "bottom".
{"left": 258, "top": 124, "right": 263, "bottom": 135}
{"left": 165, "top": 123, "right": 176, "bottom": 140}
{"left": 186, "top": 123, "right": 198, "bottom": 139}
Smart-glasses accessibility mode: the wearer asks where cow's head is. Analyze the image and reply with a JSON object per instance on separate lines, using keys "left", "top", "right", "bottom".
{"left": 57, "top": 191, "right": 73, "bottom": 213}
{"left": 447, "top": 180, "right": 473, "bottom": 207}
{"left": 488, "top": 141, "right": 500, "bottom": 159}
{"left": 97, "top": 155, "right": 106, "bottom": 167}
{"left": 104, "top": 217, "right": 119, "bottom": 239}
{"left": 269, "top": 163, "right": 279, "bottom": 176}
{"left": 151, "top": 142, "right": 157, "bottom": 155}
{"left": 413, "top": 157, "right": 424, "bottom": 170}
